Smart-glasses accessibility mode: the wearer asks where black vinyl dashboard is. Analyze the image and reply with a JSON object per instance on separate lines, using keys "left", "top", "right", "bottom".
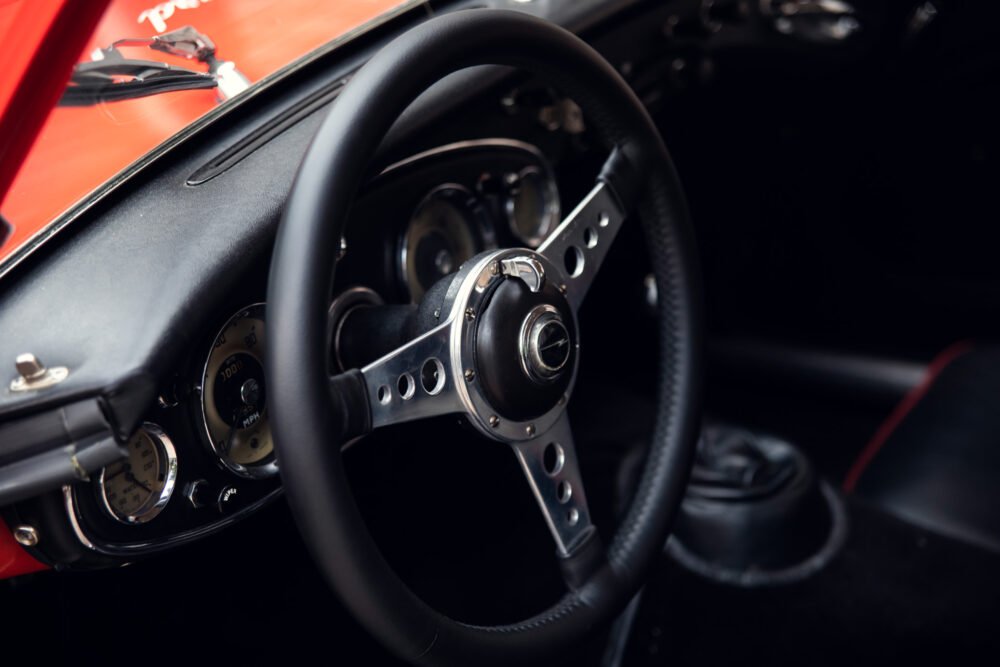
{"left": 0, "top": 0, "right": 607, "bottom": 566}
{"left": 43, "top": 137, "right": 566, "bottom": 564}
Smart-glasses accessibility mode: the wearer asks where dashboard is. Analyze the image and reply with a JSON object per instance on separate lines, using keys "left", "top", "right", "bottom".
{"left": 0, "top": 0, "right": 815, "bottom": 572}
{"left": 50, "top": 138, "right": 565, "bottom": 562}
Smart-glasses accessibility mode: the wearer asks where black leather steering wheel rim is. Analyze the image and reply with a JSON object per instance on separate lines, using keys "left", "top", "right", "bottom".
{"left": 266, "top": 9, "right": 703, "bottom": 666}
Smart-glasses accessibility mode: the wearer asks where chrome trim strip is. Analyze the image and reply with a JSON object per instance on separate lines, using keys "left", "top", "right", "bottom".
{"left": 63, "top": 482, "right": 283, "bottom": 556}
{"left": 379, "top": 137, "right": 553, "bottom": 176}
{"left": 63, "top": 485, "right": 95, "bottom": 551}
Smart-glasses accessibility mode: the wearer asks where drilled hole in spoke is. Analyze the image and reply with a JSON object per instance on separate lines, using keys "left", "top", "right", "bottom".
{"left": 543, "top": 443, "right": 564, "bottom": 476}
{"left": 557, "top": 480, "right": 572, "bottom": 504}
{"left": 583, "top": 227, "right": 598, "bottom": 248}
{"left": 420, "top": 358, "right": 445, "bottom": 395}
{"left": 377, "top": 385, "right": 391, "bottom": 405}
{"left": 397, "top": 373, "right": 415, "bottom": 400}
{"left": 564, "top": 246, "right": 584, "bottom": 278}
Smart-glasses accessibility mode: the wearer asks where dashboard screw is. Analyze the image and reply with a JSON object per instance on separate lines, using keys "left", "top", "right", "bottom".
{"left": 13, "top": 525, "right": 39, "bottom": 547}
{"left": 490, "top": 261, "right": 500, "bottom": 275}
{"left": 465, "top": 307, "right": 476, "bottom": 321}
{"left": 526, "top": 424, "right": 536, "bottom": 437}
{"left": 558, "top": 283, "right": 567, "bottom": 295}
{"left": 489, "top": 415, "right": 500, "bottom": 428}
{"left": 464, "top": 369, "right": 476, "bottom": 382}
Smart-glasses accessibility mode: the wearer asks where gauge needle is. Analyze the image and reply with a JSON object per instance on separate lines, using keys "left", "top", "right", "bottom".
{"left": 124, "top": 471, "right": 153, "bottom": 494}
{"left": 222, "top": 409, "right": 242, "bottom": 455}
{"left": 105, "top": 466, "right": 127, "bottom": 481}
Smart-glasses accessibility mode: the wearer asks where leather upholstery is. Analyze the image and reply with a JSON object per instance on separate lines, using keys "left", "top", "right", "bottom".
{"left": 852, "top": 345, "right": 1000, "bottom": 553}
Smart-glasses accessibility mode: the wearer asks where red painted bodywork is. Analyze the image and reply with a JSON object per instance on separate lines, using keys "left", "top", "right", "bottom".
{"left": 0, "top": 0, "right": 409, "bottom": 263}
{"left": 0, "top": 517, "right": 47, "bottom": 578}
{"left": 0, "top": 0, "right": 408, "bottom": 577}
{"left": 0, "top": 0, "right": 114, "bottom": 579}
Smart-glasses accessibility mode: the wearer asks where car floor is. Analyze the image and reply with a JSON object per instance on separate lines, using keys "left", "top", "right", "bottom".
{"left": 609, "top": 364, "right": 1000, "bottom": 666}
{"left": 623, "top": 498, "right": 1000, "bottom": 666}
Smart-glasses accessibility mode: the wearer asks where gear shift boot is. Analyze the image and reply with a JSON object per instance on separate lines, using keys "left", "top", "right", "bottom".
{"left": 666, "top": 425, "right": 847, "bottom": 586}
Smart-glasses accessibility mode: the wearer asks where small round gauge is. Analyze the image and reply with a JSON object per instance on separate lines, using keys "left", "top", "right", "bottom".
{"left": 201, "top": 303, "right": 276, "bottom": 478}
{"left": 505, "top": 167, "right": 560, "bottom": 248}
{"left": 98, "top": 424, "right": 177, "bottom": 525}
{"left": 402, "top": 185, "right": 492, "bottom": 302}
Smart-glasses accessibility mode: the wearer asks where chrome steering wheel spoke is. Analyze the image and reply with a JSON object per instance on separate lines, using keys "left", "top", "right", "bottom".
{"left": 511, "top": 412, "right": 594, "bottom": 556}
{"left": 360, "top": 319, "right": 463, "bottom": 429}
{"left": 537, "top": 164, "right": 628, "bottom": 312}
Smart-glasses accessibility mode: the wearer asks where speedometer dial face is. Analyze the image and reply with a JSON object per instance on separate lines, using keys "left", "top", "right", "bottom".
{"left": 98, "top": 424, "right": 177, "bottom": 524}
{"left": 201, "top": 303, "right": 276, "bottom": 478}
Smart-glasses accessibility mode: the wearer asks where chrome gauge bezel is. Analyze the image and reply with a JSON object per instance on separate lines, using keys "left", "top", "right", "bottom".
{"left": 200, "top": 302, "right": 279, "bottom": 479}
{"left": 97, "top": 423, "right": 178, "bottom": 525}
{"left": 399, "top": 183, "right": 497, "bottom": 303}
{"left": 504, "top": 165, "right": 561, "bottom": 249}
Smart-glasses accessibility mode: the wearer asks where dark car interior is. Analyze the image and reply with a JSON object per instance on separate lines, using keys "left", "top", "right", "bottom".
{"left": 3, "top": 0, "right": 1000, "bottom": 664}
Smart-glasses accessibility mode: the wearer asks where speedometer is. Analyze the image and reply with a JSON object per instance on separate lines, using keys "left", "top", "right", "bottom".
{"left": 200, "top": 303, "right": 276, "bottom": 478}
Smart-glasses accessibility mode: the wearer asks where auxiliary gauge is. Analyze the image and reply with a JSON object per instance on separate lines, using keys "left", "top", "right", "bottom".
{"left": 505, "top": 167, "right": 560, "bottom": 249}
{"left": 97, "top": 423, "right": 177, "bottom": 524}
{"left": 201, "top": 303, "right": 276, "bottom": 478}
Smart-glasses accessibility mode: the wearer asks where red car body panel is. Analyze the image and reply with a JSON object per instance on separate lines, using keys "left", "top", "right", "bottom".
{"left": 0, "top": 0, "right": 408, "bottom": 263}
{"left": 0, "top": 0, "right": 110, "bottom": 246}
{"left": 0, "top": 517, "right": 47, "bottom": 578}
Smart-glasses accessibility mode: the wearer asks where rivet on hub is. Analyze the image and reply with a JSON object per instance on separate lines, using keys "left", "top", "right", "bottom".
{"left": 465, "top": 307, "right": 476, "bottom": 322}
{"left": 464, "top": 369, "right": 476, "bottom": 382}
{"left": 526, "top": 424, "right": 536, "bottom": 437}
{"left": 488, "top": 415, "right": 500, "bottom": 428}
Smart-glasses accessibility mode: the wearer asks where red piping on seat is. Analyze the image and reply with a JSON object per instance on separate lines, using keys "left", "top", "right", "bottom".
{"left": 843, "top": 340, "right": 974, "bottom": 493}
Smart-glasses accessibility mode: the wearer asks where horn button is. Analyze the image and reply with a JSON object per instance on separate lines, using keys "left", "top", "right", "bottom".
{"left": 474, "top": 275, "right": 576, "bottom": 421}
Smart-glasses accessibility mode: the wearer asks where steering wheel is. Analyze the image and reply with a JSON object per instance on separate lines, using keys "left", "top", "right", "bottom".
{"left": 266, "top": 8, "right": 702, "bottom": 666}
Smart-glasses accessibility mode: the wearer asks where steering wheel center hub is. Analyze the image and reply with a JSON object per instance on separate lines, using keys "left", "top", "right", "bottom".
{"left": 447, "top": 249, "right": 578, "bottom": 440}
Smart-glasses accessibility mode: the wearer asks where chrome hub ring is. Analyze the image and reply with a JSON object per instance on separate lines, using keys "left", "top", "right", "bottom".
{"left": 519, "top": 304, "right": 571, "bottom": 382}
{"left": 445, "top": 248, "right": 579, "bottom": 443}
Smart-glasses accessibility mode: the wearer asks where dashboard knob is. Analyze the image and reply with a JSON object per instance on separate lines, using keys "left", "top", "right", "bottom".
{"left": 217, "top": 485, "right": 241, "bottom": 514}
{"left": 184, "top": 479, "right": 215, "bottom": 509}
